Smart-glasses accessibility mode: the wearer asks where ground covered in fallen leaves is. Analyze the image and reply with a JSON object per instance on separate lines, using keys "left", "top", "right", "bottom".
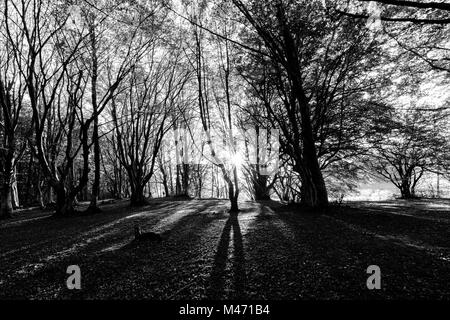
{"left": 0, "top": 198, "right": 449, "bottom": 299}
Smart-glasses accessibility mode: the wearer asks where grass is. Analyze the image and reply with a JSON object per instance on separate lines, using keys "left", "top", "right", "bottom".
{"left": 0, "top": 198, "right": 449, "bottom": 299}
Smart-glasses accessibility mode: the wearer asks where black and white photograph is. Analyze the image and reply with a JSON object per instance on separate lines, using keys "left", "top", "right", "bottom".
{"left": 0, "top": 0, "right": 450, "bottom": 307}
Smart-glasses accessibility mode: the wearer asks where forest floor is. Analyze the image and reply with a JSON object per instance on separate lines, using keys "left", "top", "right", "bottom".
{"left": 0, "top": 198, "right": 449, "bottom": 300}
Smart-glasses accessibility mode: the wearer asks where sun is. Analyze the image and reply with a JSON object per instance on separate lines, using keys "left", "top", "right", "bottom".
{"left": 229, "top": 152, "right": 244, "bottom": 168}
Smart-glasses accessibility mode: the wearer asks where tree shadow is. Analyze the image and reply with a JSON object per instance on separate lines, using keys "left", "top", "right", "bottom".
{"left": 0, "top": 200, "right": 229, "bottom": 299}
{"left": 207, "top": 213, "right": 247, "bottom": 299}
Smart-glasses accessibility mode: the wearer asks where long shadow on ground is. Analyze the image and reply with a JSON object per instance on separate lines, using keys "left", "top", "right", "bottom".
{"left": 206, "top": 213, "right": 246, "bottom": 299}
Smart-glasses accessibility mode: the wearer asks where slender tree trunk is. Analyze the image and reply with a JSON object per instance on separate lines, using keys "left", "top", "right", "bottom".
{"left": 118, "top": 167, "right": 123, "bottom": 199}
{"left": 183, "top": 163, "right": 189, "bottom": 196}
{"left": 11, "top": 179, "right": 19, "bottom": 209}
{"left": 169, "top": 161, "right": 174, "bottom": 196}
{"left": 198, "top": 165, "right": 203, "bottom": 199}
{"left": 88, "top": 20, "right": 101, "bottom": 213}
{"left": 47, "top": 184, "right": 54, "bottom": 205}
{"left": 159, "top": 156, "right": 169, "bottom": 197}
{"left": 37, "top": 178, "right": 45, "bottom": 209}
{"left": 24, "top": 152, "right": 34, "bottom": 206}
{"left": 211, "top": 164, "right": 214, "bottom": 198}
{"left": 176, "top": 164, "right": 181, "bottom": 196}
{"left": 89, "top": 121, "right": 101, "bottom": 210}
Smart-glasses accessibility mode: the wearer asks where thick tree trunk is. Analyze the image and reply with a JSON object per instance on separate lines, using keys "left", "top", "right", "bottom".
{"left": 230, "top": 196, "right": 239, "bottom": 213}
{"left": 280, "top": 9, "right": 329, "bottom": 209}
{"left": 399, "top": 183, "right": 415, "bottom": 199}
{"left": 0, "top": 184, "right": 13, "bottom": 218}
{"left": 253, "top": 174, "right": 271, "bottom": 201}
{"left": 254, "top": 191, "right": 270, "bottom": 201}
{"left": 54, "top": 185, "right": 75, "bottom": 217}
{"left": 228, "top": 183, "right": 239, "bottom": 213}
{"left": 294, "top": 88, "right": 328, "bottom": 208}
{"left": 130, "top": 184, "right": 146, "bottom": 206}
{"left": 299, "top": 167, "right": 329, "bottom": 208}
{"left": 163, "top": 179, "right": 169, "bottom": 198}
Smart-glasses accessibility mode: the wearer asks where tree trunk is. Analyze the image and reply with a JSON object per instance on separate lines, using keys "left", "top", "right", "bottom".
{"left": 182, "top": 163, "right": 189, "bottom": 196}
{"left": 280, "top": 8, "right": 329, "bottom": 209}
{"left": 228, "top": 182, "right": 239, "bottom": 213}
{"left": 54, "top": 185, "right": 75, "bottom": 217}
{"left": 37, "top": 179, "right": 45, "bottom": 209}
{"left": 176, "top": 164, "right": 182, "bottom": 196}
{"left": 299, "top": 168, "right": 329, "bottom": 208}
{"left": 130, "top": 184, "right": 146, "bottom": 206}
{"left": 24, "top": 152, "right": 34, "bottom": 206}
{"left": 229, "top": 195, "right": 239, "bottom": 213}
{"left": 88, "top": 20, "right": 101, "bottom": 213}
{"left": 89, "top": 122, "right": 101, "bottom": 210}
{"left": 47, "top": 184, "right": 54, "bottom": 205}
{"left": 0, "top": 156, "right": 14, "bottom": 218}
{"left": 11, "top": 180, "right": 19, "bottom": 209}
{"left": 0, "top": 184, "right": 13, "bottom": 218}
{"left": 163, "top": 178, "right": 169, "bottom": 198}
{"left": 400, "top": 183, "right": 415, "bottom": 199}
{"left": 160, "top": 160, "right": 169, "bottom": 197}
{"left": 293, "top": 83, "right": 328, "bottom": 208}
{"left": 253, "top": 174, "right": 271, "bottom": 201}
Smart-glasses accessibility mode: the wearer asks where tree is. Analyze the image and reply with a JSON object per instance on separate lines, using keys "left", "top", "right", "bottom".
{"left": 111, "top": 49, "right": 188, "bottom": 206}
{"left": 0, "top": 35, "right": 27, "bottom": 218}
{"left": 3, "top": 0, "right": 150, "bottom": 216}
{"left": 232, "top": 0, "right": 391, "bottom": 208}
{"left": 2, "top": 0, "right": 95, "bottom": 216}
{"left": 232, "top": 0, "right": 333, "bottom": 208}
{"left": 183, "top": 0, "right": 243, "bottom": 212}
{"left": 78, "top": 1, "right": 166, "bottom": 213}
{"left": 369, "top": 108, "right": 449, "bottom": 199}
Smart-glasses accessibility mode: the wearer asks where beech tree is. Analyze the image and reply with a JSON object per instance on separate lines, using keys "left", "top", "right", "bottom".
{"left": 111, "top": 48, "right": 189, "bottom": 206}
{"left": 232, "top": 0, "right": 392, "bottom": 207}
{"left": 73, "top": 1, "right": 167, "bottom": 213}
{"left": 369, "top": 108, "right": 449, "bottom": 198}
{"left": 0, "top": 34, "right": 27, "bottom": 218}
{"left": 3, "top": 0, "right": 154, "bottom": 215}
{"left": 2, "top": 0, "right": 93, "bottom": 216}
{"left": 182, "top": 0, "right": 243, "bottom": 212}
